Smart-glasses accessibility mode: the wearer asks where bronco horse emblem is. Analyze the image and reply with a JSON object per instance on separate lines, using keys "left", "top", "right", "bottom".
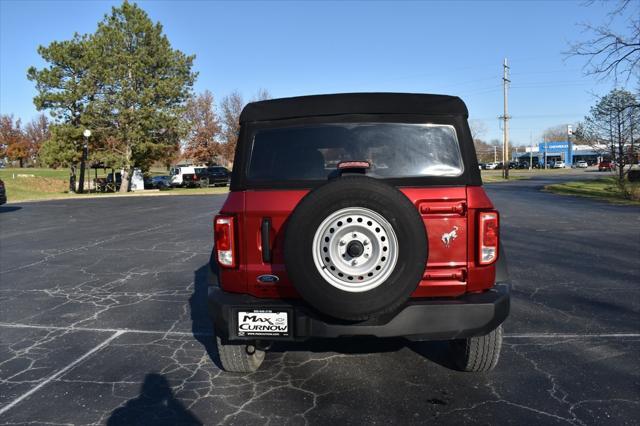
{"left": 441, "top": 226, "right": 459, "bottom": 248}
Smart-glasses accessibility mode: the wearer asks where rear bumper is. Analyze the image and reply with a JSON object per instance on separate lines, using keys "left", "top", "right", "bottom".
{"left": 208, "top": 281, "right": 510, "bottom": 342}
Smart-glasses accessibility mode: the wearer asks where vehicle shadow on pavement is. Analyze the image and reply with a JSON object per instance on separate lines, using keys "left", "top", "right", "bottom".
{"left": 0, "top": 205, "right": 21, "bottom": 213}
{"left": 271, "top": 337, "right": 456, "bottom": 369}
{"left": 406, "top": 340, "right": 458, "bottom": 370}
{"left": 106, "top": 373, "right": 202, "bottom": 426}
{"left": 191, "top": 264, "right": 222, "bottom": 368}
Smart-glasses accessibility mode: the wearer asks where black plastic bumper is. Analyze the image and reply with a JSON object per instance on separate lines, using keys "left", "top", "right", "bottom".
{"left": 208, "top": 281, "right": 510, "bottom": 342}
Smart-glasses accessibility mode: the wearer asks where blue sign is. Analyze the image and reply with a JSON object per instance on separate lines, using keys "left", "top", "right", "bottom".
{"left": 538, "top": 140, "right": 573, "bottom": 164}
{"left": 539, "top": 141, "right": 568, "bottom": 152}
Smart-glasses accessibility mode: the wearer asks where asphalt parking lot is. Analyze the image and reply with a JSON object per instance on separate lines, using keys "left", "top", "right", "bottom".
{"left": 0, "top": 173, "right": 638, "bottom": 425}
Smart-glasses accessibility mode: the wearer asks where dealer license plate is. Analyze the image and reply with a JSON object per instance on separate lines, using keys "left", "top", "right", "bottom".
{"left": 236, "top": 310, "right": 290, "bottom": 338}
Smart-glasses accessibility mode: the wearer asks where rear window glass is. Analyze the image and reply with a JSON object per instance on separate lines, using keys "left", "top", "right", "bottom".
{"left": 248, "top": 123, "right": 464, "bottom": 181}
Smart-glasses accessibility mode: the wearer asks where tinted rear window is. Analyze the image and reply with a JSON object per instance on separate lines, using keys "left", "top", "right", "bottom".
{"left": 248, "top": 123, "right": 464, "bottom": 181}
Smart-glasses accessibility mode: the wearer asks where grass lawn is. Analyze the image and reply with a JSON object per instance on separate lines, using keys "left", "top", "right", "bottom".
{"left": 481, "top": 169, "right": 537, "bottom": 183}
{"left": 0, "top": 168, "right": 228, "bottom": 203}
{"left": 0, "top": 168, "right": 70, "bottom": 202}
{"left": 481, "top": 168, "right": 581, "bottom": 183}
{"left": 544, "top": 177, "right": 640, "bottom": 205}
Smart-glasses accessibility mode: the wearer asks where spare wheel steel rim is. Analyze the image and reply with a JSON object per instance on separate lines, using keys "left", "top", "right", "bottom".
{"left": 312, "top": 207, "right": 399, "bottom": 293}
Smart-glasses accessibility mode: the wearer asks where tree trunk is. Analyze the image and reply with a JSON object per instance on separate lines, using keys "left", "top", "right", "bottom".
{"left": 69, "top": 164, "right": 77, "bottom": 193}
{"left": 117, "top": 144, "right": 133, "bottom": 193}
{"left": 119, "top": 168, "right": 130, "bottom": 193}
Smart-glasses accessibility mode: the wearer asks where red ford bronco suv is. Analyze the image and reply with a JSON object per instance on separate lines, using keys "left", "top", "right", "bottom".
{"left": 208, "top": 93, "right": 509, "bottom": 372}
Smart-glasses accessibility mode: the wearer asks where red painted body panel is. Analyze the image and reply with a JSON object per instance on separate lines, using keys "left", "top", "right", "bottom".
{"left": 216, "top": 185, "right": 497, "bottom": 299}
{"left": 465, "top": 186, "right": 497, "bottom": 292}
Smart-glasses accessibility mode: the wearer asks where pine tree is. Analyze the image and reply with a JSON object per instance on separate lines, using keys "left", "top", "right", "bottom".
{"left": 27, "top": 34, "right": 94, "bottom": 190}
{"left": 88, "top": 1, "right": 196, "bottom": 191}
{"left": 28, "top": 1, "right": 196, "bottom": 192}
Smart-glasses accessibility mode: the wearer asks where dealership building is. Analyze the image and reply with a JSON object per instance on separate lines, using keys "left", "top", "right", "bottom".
{"left": 515, "top": 141, "right": 605, "bottom": 166}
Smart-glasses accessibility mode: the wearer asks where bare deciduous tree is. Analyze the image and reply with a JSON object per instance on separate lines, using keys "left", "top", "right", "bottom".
{"left": 219, "top": 91, "right": 244, "bottom": 165}
{"left": 542, "top": 124, "right": 570, "bottom": 142}
{"left": 577, "top": 89, "right": 639, "bottom": 191}
{"left": 218, "top": 89, "right": 273, "bottom": 165}
{"left": 567, "top": 0, "right": 640, "bottom": 82}
{"left": 469, "top": 120, "right": 487, "bottom": 141}
{"left": 253, "top": 88, "right": 272, "bottom": 102}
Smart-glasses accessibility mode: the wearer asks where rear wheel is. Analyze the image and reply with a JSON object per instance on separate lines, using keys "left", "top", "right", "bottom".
{"left": 450, "top": 325, "right": 503, "bottom": 372}
{"left": 215, "top": 336, "right": 265, "bottom": 373}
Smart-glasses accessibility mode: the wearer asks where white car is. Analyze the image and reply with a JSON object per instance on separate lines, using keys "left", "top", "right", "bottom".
{"left": 485, "top": 162, "right": 499, "bottom": 170}
{"left": 553, "top": 161, "right": 565, "bottom": 168}
{"left": 576, "top": 160, "right": 588, "bottom": 168}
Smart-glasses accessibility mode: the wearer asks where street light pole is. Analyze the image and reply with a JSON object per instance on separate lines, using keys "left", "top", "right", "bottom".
{"left": 79, "top": 129, "right": 91, "bottom": 194}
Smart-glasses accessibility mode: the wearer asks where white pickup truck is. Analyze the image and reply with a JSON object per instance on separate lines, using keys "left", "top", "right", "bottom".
{"left": 169, "top": 165, "right": 206, "bottom": 187}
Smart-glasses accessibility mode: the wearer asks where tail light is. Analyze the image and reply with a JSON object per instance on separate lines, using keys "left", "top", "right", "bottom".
{"left": 214, "top": 215, "right": 236, "bottom": 267}
{"left": 478, "top": 211, "right": 499, "bottom": 265}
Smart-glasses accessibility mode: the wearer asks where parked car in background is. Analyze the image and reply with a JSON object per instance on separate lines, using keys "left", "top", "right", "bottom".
{"left": 553, "top": 161, "right": 566, "bottom": 168}
{"left": 187, "top": 166, "right": 232, "bottom": 188}
{"left": 182, "top": 171, "right": 206, "bottom": 188}
{"left": 0, "top": 179, "right": 6, "bottom": 204}
{"left": 576, "top": 160, "right": 588, "bottom": 168}
{"left": 201, "top": 166, "right": 231, "bottom": 186}
{"left": 598, "top": 160, "right": 613, "bottom": 171}
{"left": 170, "top": 165, "right": 206, "bottom": 187}
{"left": 144, "top": 175, "right": 171, "bottom": 189}
{"left": 485, "top": 162, "right": 499, "bottom": 170}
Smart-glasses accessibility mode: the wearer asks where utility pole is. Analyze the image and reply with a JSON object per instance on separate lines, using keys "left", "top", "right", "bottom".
{"left": 529, "top": 132, "right": 533, "bottom": 170}
{"left": 500, "top": 58, "right": 511, "bottom": 179}
{"left": 494, "top": 145, "right": 497, "bottom": 163}
{"left": 567, "top": 124, "right": 573, "bottom": 166}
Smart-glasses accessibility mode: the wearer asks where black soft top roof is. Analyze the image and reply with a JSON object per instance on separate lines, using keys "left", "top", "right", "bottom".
{"left": 240, "top": 93, "right": 468, "bottom": 123}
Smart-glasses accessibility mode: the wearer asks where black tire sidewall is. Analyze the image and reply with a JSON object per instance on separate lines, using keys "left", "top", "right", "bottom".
{"left": 284, "top": 176, "right": 428, "bottom": 320}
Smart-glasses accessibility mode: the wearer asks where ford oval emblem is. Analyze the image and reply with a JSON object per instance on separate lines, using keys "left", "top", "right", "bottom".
{"left": 257, "top": 274, "right": 279, "bottom": 283}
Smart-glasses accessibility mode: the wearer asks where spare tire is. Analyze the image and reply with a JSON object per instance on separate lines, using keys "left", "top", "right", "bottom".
{"left": 284, "top": 176, "right": 428, "bottom": 321}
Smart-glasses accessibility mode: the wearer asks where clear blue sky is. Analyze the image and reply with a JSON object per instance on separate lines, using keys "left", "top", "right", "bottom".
{"left": 0, "top": 0, "right": 630, "bottom": 145}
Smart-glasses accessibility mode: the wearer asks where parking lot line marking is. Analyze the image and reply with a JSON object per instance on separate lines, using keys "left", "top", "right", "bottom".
{"left": 0, "top": 322, "right": 638, "bottom": 339}
{"left": 505, "top": 333, "right": 640, "bottom": 338}
{"left": 0, "top": 330, "right": 124, "bottom": 416}
{"left": 0, "top": 322, "right": 211, "bottom": 337}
